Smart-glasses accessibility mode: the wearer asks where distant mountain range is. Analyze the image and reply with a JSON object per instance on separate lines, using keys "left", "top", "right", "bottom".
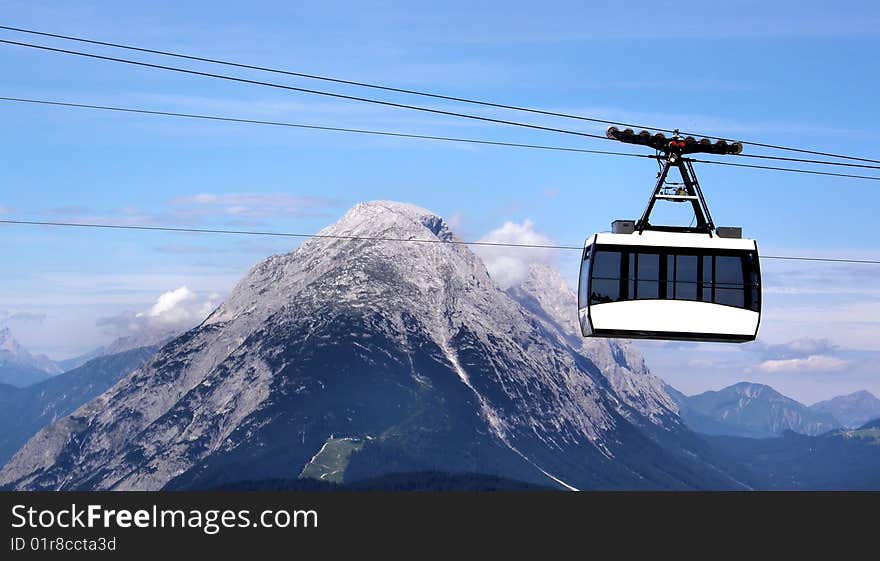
{"left": 0, "top": 346, "right": 157, "bottom": 466}
{"left": 669, "top": 382, "right": 842, "bottom": 438}
{"left": 0, "top": 325, "right": 179, "bottom": 388}
{"left": 670, "top": 382, "right": 880, "bottom": 438}
{"left": 810, "top": 391, "right": 880, "bottom": 429}
{"left": 0, "top": 327, "right": 61, "bottom": 387}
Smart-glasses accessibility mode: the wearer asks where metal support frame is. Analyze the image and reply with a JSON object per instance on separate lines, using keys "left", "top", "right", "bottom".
{"left": 634, "top": 154, "right": 715, "bottom": 235}
{"left": 605, "top": 126, "right": 742, "bottom": 236}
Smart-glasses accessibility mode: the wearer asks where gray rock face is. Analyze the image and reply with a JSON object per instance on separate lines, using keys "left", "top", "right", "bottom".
{"left": 507, "top": 263, "right": 678, "bottom": 426}
{"left": 0, "top": 201, "right": 742, "bottom": 491}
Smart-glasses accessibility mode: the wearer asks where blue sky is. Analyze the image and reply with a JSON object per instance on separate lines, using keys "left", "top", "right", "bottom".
{"left": 1, "top": 0, "right": 879, "bottom": 403}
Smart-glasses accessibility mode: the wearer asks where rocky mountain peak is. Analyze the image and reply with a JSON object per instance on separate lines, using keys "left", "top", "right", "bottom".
{"left": 0, "top": 327, "right": 18, "bottom": 351}
{"left": 729, "top": 382, "right": 777, "bottom": 399}
{"left": 837, "top": 390, "right": 876, "bottom": 401}
{"left": 205, "top": 201, "right": 479, "bottom": 328}
{"left": 337, "top": 201, "right": 454, "bottom": 239}
{"left": 0, "top": 327, "right": 61, "bottom": 375}
{"left": 0, "top": 201, "right": 743, "bottom": 492}
{"left": 811, "top": 390, "right": 880, "bottom": 429}
{"left": 677, "top": 382, "right": 842, "bottom": 438}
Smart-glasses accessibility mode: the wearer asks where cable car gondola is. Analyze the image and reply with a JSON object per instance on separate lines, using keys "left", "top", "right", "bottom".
{"left": 577, "top": 128, "right": 761, "bottom": 343}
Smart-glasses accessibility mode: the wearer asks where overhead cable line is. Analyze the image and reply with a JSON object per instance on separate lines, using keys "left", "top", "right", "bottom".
{"left": 734, "top": 152, "right": 880, "bottom": 171}
{"left": 758, "top": 255, "right": 880, "bottom": 265}
{"left": 0, "top": 25, "right": 699, "bottom": 132}
{"left": 2, "top": 219, "right": 879, "bottom": 265}
{"left": 0, "top": 97, "right": 654, "bottom": 160}
{"left": 0, "top": 219, "right": 581, "bottom": 250}
{"left": 3, "top": 96, "right": 879, "bottom": 182}
{"left": 0, "top": 38, "right": 610, "bottom": 142}
{"left": 688, "top": 158, "right": 880, "bottom": 181}
{"left": 2, "top": 24, "right": 878, "bottom": 165}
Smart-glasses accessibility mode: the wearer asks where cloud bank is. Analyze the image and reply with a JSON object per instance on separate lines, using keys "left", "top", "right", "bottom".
{"left": 0, "top": 310, "right": 46, "bottom": 325}
{"left": 747, "top": 337, "right": 850, "bottom": 374}
{"left": 98, "top": 286, "right": 221, "bottom": 339}
{"left": 169, "top": 193, "right": 339, "bottom": 220}
{"left": 44, "top": 193, "right": 341, "bottom": 228}
{"left": 755, "top": 355, "right": 849, "bottom": 373}
{"left": 475, "top": 219, "right": 558, "bottom": 288}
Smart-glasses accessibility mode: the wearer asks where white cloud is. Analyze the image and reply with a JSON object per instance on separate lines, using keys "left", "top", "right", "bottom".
{"left": 754, "top": 355, "right": 849, "bottom": 374}
{"left": 761, "top": 258, "right": 880, "bottom": 297}
{"left": 760, "top": 301, "right": 880, "bottom": 351}
{"left": 749, "top": 337, "right": 838, "bottom": 361}
{"left": 169, "top": 193, "right": 339, "bottom": 219}
{"left": 475, "top": 219, "right": 557, "bottom": 288}
{"left": 686, "top": 358, "right": 718, "bottom": 369}
{"left": 42, "top": 194, "right": 340, "bottom": 229}
{"left": 155, "top": 238, "right": 289, "bottom": 256}
{"left": 142, "top": 286, "right": 217, "bottom": 325}
{"left": 445, "top": 212, "right": 465, "bottom": 232}
{"left": 98, "top": 286, "right": 221, "bottom": 337}
{"left": 0, "top": 310, "right": 46, "bottom": 325}
{"left": 45, "top": 205, "right": 168, "bottom": 227}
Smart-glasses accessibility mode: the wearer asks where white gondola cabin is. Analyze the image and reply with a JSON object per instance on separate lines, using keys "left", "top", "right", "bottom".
{"left": 580, "top": 127, "right": 762, "bottom": 343}
{"left": 578, "top": 229, "right": 760, "bottom": 342}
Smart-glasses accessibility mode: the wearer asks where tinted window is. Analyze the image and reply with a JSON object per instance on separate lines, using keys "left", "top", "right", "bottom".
{"left": 591, "top": 249, "right": 623, "bottom": 305}
{"left": 746, "top": 253, "right": 760, "bottom": 287}
{"left": 593, "top": 251, "right": 621, "bottom": 279}
{"left": 676, "top": 255, "right": 697, "bottom": 282}
{"left": 676, "top": 282, "right": 697, "bottom": 300}
{"left": 637, "top": 280, "right": 659, "bottom": 299}
{"left": 578, "top": 251, "right": 591, "bottom": 309}
{"left": 744, "top": 252, "right": 760, "bottom": 311}
{"left": 745, "top": 284, "right": 759, "bottom": 312}
{"left": 587, "top": 246, "right": 759, "bottom": 311}
{"left": 636, "top": 253, "right": 659, "bottom": 299}
{"left": 701, "top": 255, "right": 713, "bottom": 302}
{"left": 702, "top": 255, "right": 713, "bottom": 283}
{"left": 626, "top": 253, "right": 635, "bottom": 300}
{"left": 675, "top": 255, "right": 698, "bottom": 300}
{"left": 716, "top": 286, "right": 744, "bottom": 308}
{"left": 716, "top": 255, "right": 744, "bottom": 285}
{"left": 638, "top": 253, "right": 660, "bottom": 280}
{"left": 591, "top": 279, "right": 620, "bottom": 304}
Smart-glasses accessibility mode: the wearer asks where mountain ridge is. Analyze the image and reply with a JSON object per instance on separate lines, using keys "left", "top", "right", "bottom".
{"left": 671, "top": 381, "right": 842, "bottom": 438}
{"left": 0, "top": 345, "right": 157, "bottom": 466}
{"left": 0, "top": 327, "right": 62, "bottom": 387}
{"left": 810, "top": 390, "right": 880, "bottom": 429}
{"left": 0, "top": 201, "right": 745, "bottom": 491}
